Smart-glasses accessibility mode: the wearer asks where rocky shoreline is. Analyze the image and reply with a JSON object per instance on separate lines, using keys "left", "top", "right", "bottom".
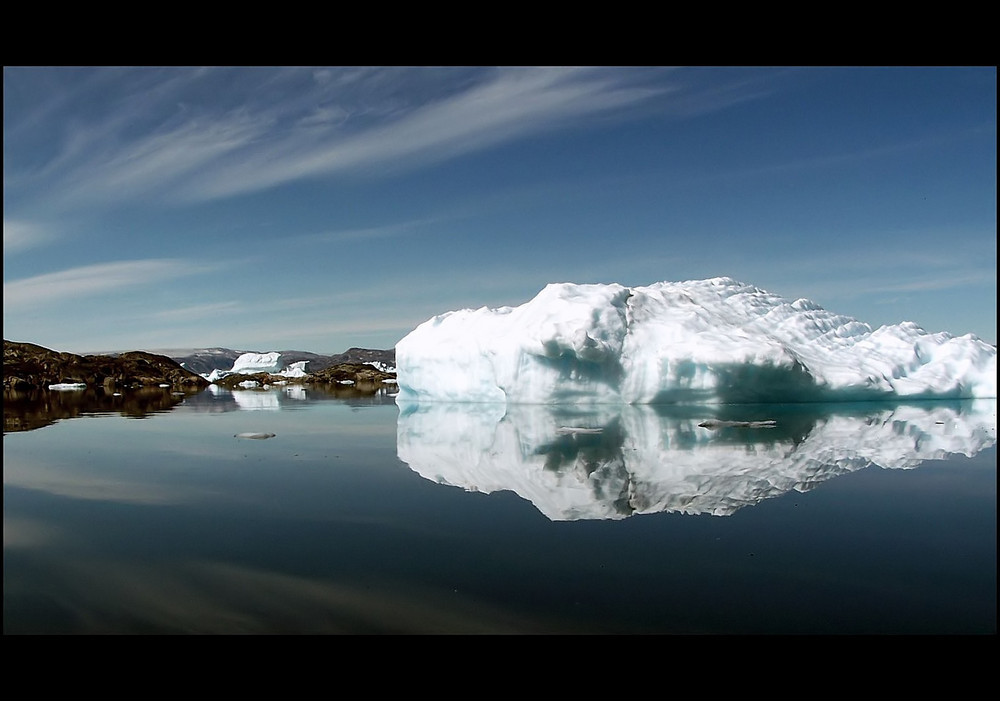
{"left": 209, "top": 362, "right": 396, "bottom": 389}
{"left": 3, "top": 340, "right": 396, "bottom": 393}
{"left": 4, "top": 340, "right": 209, "bottom": 392}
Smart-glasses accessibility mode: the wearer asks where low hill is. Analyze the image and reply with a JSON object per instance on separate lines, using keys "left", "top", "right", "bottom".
{"left": 3, "top": 340, "right": 210, "bottom": 392}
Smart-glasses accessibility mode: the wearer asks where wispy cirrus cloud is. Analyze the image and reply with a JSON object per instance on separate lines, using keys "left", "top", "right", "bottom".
{"left": 2, "top": 219, "right": 57, "bottom": 254}
{"left": 149, "top": 301, "right": 242, "bottom": 321}
{"left": 4, "top": 66, "right": 782, "bottom": 215}
{"left": 56, "top": 114, "right": 270, "bottom": 207}
{"left": 3, "top": 259, "right": 215, "bottom": 309}
{"left": 179, "top": 67, "right": 674, "bottom": 201}
{"left": 294, "top": 213, "right": 459, "bottom": 245}
{"left": 789, "top": 269, "right": 997, "bottom": 306}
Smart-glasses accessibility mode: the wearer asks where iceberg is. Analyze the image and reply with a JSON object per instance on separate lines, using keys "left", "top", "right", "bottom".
{"left": 280, "top": 361, "right": 310, "bottom": 378}
{"left": 395, "top": 278, "right": 997, "bottom": 404}
{"left": 365, "top": 360, "right": 397, "bottom": 373}
{"left": 231, "top": 352, "right": 284, "bottom": 374}
{"left": 202, "top": 353, "right": 309, "bottom": 383}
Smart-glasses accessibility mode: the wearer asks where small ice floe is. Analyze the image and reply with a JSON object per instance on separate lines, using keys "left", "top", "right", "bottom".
{"left": 698, "top": 419, "right": 777, "bottom": 429}
{"left": 48, "top": 383, "right": 87, "bottom": 391}
{"left": 238, "top": 380, "right": 260, "bottom": 389}
{"left": 171, "top": 391, "right": 186, "bottom": 396}
{"left": 234, "top": 432, "right": 276, "bottom": 440}
{"left": 113, "top": 392, "right": 122, "bottom": 397}
{"left": 382, "top": 378, "right": 398, "bottom": 384}
{"left": 555, "top": 426, "right": 604, "bottom": 435}
{"left": 337, "top": 379, "right": 355, "bottom": 385}
{"left": 158, "top": 383, "right": 170, "bottom": 388}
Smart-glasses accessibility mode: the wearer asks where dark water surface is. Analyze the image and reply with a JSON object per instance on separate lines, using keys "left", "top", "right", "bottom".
{"left": 3, "top": 386, "right": 996, "bottom": 634}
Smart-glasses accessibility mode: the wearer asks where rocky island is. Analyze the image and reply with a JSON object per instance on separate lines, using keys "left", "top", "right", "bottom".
{"left": 3, "top": 340, "right": 210, "bottom": 392}
{"left": 2, "top": 341, "right": 397, "bottom": 434}
{"left": 209, "top": 362, "right": 395, "bottom": 390}
{"left": 3, "top": 340, "right": 396, "bottom": 393}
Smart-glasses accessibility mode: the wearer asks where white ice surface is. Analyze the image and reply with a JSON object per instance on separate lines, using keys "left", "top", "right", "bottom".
{"left": 231, "top": 352, "right": 283, "bottom": 374}
{"left": 282, "top": 361, "right": 310, "bottom": 378}
{"left": 365, "top": 361, "right": 396, "bottom": 373}
{"left": 202, "top": 353, "right": 310, "bottom": 382}
{"left": 47, "top": 383, "right": 87, "bottom": 391}
{"left": 396, "top": 278, "right": 997, "bottom": 404}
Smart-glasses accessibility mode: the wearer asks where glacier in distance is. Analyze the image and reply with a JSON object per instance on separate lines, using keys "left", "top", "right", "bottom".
{"left": 394, "top": 277, "right": 997, "bottom": 404}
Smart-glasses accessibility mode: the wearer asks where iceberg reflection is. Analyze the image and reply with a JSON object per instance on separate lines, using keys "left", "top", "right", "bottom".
{"left": 396, "top": 400, "right": 997, "bottom": 521}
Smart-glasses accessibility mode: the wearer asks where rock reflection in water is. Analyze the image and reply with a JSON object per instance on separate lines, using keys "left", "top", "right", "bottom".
{"left": 396, "top": 399, "right": 997, "bottom": 521}
{"left": 3, "top": 383, "right": 401, "bottom": 432}
{"left": 2, "top": 387, "right": 198, "bottom": 433}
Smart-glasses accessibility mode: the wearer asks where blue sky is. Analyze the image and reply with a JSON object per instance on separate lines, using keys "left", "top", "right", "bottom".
{"left": 3, "top": 66, "right": 996, "bottom": 353}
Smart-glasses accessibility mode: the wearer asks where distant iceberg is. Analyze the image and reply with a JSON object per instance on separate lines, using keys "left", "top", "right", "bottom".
{"left": 365, "top": 360, "right": 396, "bottom": 373}
{"left": 280, "top": 361, "right": 309, "bottom": 378}
{"left": 395, "top": 278, "right": 997, "bottom": 404}
{"left": 202, "top": 353, "right": 309, "bottom": 383}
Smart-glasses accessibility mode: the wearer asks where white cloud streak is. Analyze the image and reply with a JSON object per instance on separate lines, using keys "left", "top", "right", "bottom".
{"left": 182, "top": 67, "right": 670, "bottom": 200}
{"left": 5, "top": 67, "right": 706, "bottom": 212}
{"left": 3, "top": 220, "right": 56, "bottom": 254}
{"left": 3, "top": 259, "right": 213, "bottom": 309}
{"left": 54, "top": 113, "right": 271, "bottom": 207}
{"left": 150, "top": 301, "right": 242, "bottom": 321}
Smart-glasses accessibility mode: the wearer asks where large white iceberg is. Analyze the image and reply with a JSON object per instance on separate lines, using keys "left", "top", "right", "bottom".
{"left": 395, "top": 278, "right": 997, "bottom": 404}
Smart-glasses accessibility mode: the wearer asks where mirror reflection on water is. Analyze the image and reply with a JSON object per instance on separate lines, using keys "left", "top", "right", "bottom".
{"left": 4, "top": 386, "right": 996, "bottom": 634}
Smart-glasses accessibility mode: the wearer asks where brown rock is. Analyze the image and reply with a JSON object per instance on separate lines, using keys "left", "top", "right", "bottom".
{"left": 3, "top": 340, "right": 210, "bottom": 391}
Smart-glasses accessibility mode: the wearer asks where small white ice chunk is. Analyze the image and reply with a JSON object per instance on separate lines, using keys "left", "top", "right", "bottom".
{"left": 48, "top": 383, "right": 86, "bottom": 391}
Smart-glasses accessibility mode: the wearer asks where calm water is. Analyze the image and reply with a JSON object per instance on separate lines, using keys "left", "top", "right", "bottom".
{"left": 3, "top": 385, "right": 996, "bottom": 634}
